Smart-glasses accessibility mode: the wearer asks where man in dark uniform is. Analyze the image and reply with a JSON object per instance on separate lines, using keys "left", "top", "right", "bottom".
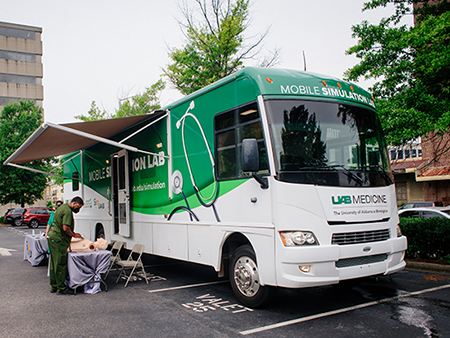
{"left": 47, "top": 196, "right": 84, "bottom": 295}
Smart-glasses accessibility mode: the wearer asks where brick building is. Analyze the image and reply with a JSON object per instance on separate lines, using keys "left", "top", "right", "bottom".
{"left": 391, "top": 133, "right": 450, "bottom": 207}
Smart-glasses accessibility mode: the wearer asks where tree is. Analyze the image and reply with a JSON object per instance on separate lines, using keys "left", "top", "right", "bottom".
{"left": 164, "top": 0, "right": 279, "bottom": 95}
{"left": 0, "top": 101, "right": 52, "bottom": 207}
{"left": 344, "top": 0, "right": 450, "bottom": 149}
{"left": 75, "top": 101, "right": 110, "bottom": 121}
{"left": 114, "top": 79, "right": 165, "bottom": 118}
{"left": 75, "top": 79, "right": 165, "bottom": 121}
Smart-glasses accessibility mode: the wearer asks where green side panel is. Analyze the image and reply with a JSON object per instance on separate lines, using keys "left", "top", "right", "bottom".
{"left": 83, "top": 150, "right": 111, "bottom": 198}
{"left": 128, "top": 117, "right": 169, "bottom": 210}
{"left": 133, "top": 178, "right": 247, "bottom": 215}
{"left": 168, "top": 76, "right": 257, "bottom": 205}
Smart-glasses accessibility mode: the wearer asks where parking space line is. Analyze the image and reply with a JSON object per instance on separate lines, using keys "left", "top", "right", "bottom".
{"left": 240, "top": 284, "right": 450, "bottom": 335}
{"left": 149, "top": 280, "right": 227, "bottom": 293}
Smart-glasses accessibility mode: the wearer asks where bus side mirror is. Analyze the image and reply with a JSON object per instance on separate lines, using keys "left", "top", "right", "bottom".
{"left": 242, "top": 139, "right": 259, "bottom": 172}
{"left": 242, "top": 138, "right": 268, "bottom": 189}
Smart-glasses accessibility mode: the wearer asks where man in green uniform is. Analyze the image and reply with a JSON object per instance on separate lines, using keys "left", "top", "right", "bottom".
{"left": 48, "top": 196, "right": 84, "bottom": 295}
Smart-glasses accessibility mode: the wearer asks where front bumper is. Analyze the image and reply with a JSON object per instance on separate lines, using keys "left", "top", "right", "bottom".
{"left": 275, "top": 236, "right": 407, "bottom": 288}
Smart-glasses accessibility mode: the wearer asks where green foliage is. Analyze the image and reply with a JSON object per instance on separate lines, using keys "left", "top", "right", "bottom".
{"left": 75, "top": 79, "right": 165, "bottom": 121}
{"left": 46, "top": 200, "right": 53, "bottom": 208}
{"left": 52, "top": 164, "right": 64, "bottom": 185}
{"left": 114, "top": 79, "right": 165, "bottom": 118}
{"left": 164, "top": 0, "right": 278, "bottom": 95}
{"left": 345, "top": 0, "right": 450, "bottom": 146}
{"left": 400, "top": 217, "right": 450, "bottom": 260}
{"left": 0, "top": 101, "right": 52, "bottom": 207}
{"left": 75, "top": 101, "right": 110, "bottom": 121}
{"left": 0, "top": 216, "right": 4, "bottom": 224}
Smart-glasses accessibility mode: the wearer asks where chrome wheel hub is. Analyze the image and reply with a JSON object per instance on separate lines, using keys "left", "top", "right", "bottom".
{"left": 233, "top": 255, "right": 260, "bottom": 296}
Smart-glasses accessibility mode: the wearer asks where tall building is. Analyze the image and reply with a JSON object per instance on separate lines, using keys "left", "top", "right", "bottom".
{"left": 0, "top": 21, "right": 43, "bottom": 109}
{"left": 0, "top": 21, "right": 45, "bottom": 218}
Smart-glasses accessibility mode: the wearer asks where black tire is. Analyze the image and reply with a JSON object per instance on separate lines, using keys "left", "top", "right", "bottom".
{"left": 229, "top": 245, "right": 272, "bottom": 308}
{"left": 29, "top": 219, "right": 39, "bottom": 229}
{"left": 14, "top": 218, "right": 22, "bottom": 227}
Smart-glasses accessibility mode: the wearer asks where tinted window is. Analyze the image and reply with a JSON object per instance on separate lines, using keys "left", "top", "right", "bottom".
{"left": 414, "top": 202, "right": 432, "bottom": 207}
{"left": 215, "top": 102, "right": 268, "bottom": 180}
{"left": 422, "top": 211, "right": 444, "bottom": 219}
{"left": 265, "top": 99, "right": 392, "bottom": 187}
{"left": 400, "top": 210, "right": 420, "bottom": 218}
{"left": 72, "top": 172, "right": 80, "bottom": 191}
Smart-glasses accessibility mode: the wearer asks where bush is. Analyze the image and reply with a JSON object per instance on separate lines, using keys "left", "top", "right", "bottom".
{"left": 0, "top": 216, "right": 3, "bottom": 224}
{"left": 400, "top": 217, "right": 450, "bottom": 261}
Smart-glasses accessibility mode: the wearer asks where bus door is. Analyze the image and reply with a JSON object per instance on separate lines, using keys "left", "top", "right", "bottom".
{"left": 113, "top": 149, "right": 130, "bottom": 237}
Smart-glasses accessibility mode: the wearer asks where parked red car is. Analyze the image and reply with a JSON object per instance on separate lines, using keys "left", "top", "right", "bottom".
{"left": 21, "top": 207, "right": 54, "bottom": 229}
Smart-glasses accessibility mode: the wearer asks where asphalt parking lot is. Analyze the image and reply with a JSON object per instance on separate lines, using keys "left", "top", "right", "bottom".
{"left": 1, "top": 224, "right": 450, "bottom": 338}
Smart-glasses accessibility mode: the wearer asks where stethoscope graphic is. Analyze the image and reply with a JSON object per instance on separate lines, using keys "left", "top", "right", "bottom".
{"left": 168, "top": 101, "right": 220, "bottom": 222}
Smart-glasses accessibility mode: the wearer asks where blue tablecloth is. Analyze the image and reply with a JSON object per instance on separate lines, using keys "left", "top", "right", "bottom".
{"left": 67, "top": 250, "right": 111, "bottom": 294}
{"left": 23, "top": 234, "right": 48, "bottom": 266}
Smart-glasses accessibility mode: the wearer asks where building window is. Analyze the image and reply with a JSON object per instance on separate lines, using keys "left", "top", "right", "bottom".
{"left": 390, "top": 149, "right": 396, "bottom": 160}
{"left": 0, "top": 26, "right": 36, "bottom": 40}
{"left": 0, "top": 73, "right": 37, "bottom": 85}
{"left": 0, "top": 50, "right": 36, "bottom": 63}
{"left": 215, "top": 102, "right": 268, "bottom": 180}
{"left": 405, "top": 149, "right": 411, "bottom": 158}
{"left": 397, "top": 149, "right": 404, "bottom": 160}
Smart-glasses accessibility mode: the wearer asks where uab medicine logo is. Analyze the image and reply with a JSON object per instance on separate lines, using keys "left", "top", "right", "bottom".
{"left": 332, "top": 194, "right": 387, "bottom": 205}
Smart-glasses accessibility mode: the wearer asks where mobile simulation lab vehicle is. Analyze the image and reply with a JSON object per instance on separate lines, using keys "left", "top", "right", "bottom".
{"left": 5, "top": 67, "right": 407, "bottom": 307}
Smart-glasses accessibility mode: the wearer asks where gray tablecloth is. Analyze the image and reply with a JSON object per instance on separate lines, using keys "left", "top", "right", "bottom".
{"left": 67, "top": 250, "right": 111, "bottom": 294}
{"left": 23, "top": 234, "right": 48, "bottom": 266}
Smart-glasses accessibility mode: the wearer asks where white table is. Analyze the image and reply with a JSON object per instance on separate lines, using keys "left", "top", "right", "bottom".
{"left": 23, "top": 234, "right": 48, "bottom": 266}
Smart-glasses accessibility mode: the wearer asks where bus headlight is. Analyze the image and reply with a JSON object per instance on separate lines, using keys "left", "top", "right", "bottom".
{"left": 280, "top": 231, "right": 318, "bottom": 246}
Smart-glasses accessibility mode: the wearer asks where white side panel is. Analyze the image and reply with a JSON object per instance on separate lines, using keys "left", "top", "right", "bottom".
{"left": 153, "top": 222, "right": 188, "bottom": 260}
{"left": 187, "top": 224, "right": 213, "bottom": 265}
{"left": 66, "top": 185, "right": 112, "bottom": 241}
{"left": 211, "top": 179, "right": 272, "bottom": 225}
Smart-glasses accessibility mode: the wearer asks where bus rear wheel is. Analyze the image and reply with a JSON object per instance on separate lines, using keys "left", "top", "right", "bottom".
{"left": 229, "top": 245, "right": 272, "bottom": 308}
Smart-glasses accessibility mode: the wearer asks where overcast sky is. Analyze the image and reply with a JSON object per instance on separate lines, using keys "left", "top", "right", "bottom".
{"left": 1, "top": 0, "right": 412, "bottom": 124}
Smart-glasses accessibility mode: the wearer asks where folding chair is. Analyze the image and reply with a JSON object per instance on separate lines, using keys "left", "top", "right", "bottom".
{"left": 105, "top": 241, "right": 125, "bottom": 278}
{"left": 115, "top": 244, "right": 149, "bottom": 287}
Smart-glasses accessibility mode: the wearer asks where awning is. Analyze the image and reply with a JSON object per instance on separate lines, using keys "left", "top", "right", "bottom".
{"left": 4, "top": 112, "right": 166, "bottom": 166}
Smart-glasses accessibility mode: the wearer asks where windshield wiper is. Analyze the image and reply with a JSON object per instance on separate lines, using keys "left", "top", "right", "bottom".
{"left": 362, "top": 165, "right": 393, "bottom": 185}
{"left": 284, "top": 165, "right": 364, "bottom": 184}
{"left": 327, "top": 165, "right": 364, "bottom": 184}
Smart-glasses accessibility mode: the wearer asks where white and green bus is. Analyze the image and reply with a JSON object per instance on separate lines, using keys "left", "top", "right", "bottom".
{"left": 6, "top": 67, "right": 407, "bottom": 307}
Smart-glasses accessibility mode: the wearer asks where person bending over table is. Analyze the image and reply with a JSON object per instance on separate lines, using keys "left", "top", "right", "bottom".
{"left": 47, "top": 196, "right": 84, "bottom": 295}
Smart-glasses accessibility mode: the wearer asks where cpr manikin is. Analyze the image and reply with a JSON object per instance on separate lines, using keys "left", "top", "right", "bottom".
{"left": 70, "top": 238, "right": 108, "bottom": 252}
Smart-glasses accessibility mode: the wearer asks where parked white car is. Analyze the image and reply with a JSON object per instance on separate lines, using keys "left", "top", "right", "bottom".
{"left": 398, "top": 201, "right": 443, "bottom": 210}
{"left": 398, "top": 207, "right": 450, "bottom": 219}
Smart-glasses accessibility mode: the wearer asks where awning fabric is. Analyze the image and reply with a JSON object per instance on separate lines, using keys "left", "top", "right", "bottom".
{"left": 4, "top": 114, "right": 161, "bottom": 165}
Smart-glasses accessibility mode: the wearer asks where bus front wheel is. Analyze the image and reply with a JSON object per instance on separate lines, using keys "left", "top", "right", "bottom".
{"left": 229, "top": 245, "right": 271, "bottom": 308}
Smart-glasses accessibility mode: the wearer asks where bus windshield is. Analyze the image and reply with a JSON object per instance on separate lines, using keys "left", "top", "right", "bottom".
{"left": 264, "top": 99, "right": 392, "bottom": 187}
